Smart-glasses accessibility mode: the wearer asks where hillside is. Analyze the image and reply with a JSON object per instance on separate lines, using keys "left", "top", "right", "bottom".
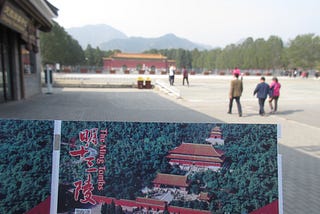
{"left": 100, "top": 33, "right": 211, "bottom": 52}
{"left": 67, "top": 24, "right": 211, "bottom": 52}
{"left": 66, "top": 24, "right": 128, "bottom": 48}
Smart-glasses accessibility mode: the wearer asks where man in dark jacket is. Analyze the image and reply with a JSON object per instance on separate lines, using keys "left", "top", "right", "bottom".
{"left": 253, "top": 76, "right": 270, "bottom": 116}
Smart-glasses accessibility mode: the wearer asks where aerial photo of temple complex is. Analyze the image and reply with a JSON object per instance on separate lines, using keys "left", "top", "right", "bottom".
{"left": 92, "top": 126, "right": 226, "bottom": 213}
{"left": 72, "top": 126, "right": 226, "bottom": 213}
{"left": 107, "top": 126, "right": 226, "bottom": 213}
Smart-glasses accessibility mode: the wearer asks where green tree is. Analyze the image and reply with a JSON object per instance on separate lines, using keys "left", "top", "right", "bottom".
{"left": 266, "top": 36, "right": 284, "bottom": 69}
{"left": 191, "top": 49, "right": 201, "bottom": 70}
{"left": 84, "top": 45, "right": 105, "bottom": 66}
{"left": 40, "top": 21, "right": 85, "bottom": 66}
{"left": 240, "top": 37, "right": 255, "bottom": 69}
{"left": 94, "top": 47, "right": 105, "bottom": 66}
{"left": 254, "top": 38, "right": 268, "bottom": 69}
{"left": 287, "top": 34, "right": 320, "bottom": 69}
{"left": 84, "top": 44, "right": 95, "bottom": 66}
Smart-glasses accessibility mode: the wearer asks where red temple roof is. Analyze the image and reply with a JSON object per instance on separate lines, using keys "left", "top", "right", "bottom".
{"left": 169, "top": 159, "right": 222, "bottom": 167}
{"left": 167, "top": 153, "right": 224, "bottom": 163}
{"left": 152, "top": 173, "right": 188, "bottom": 187}
{"left": 209, "top": 126, "right": 222, "bottom": 137}
{"left": 136, "top": 197, "right": 167, "bottom": 206}
{"left": 93, "top": 195, "right": 116, "bottom": 204}
{"left": 116, "top": 199, "right": 138, "bottom": 207}
{"left": 211, "top": 126, "right": 222, "bottom": 132}
{"left": 169, "top": 143, "right": 224, "bottom": 157}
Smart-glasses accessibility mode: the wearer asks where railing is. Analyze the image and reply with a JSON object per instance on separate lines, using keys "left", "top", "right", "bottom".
{"left": 155, "top": 80, "right": 181, "bottom": 98}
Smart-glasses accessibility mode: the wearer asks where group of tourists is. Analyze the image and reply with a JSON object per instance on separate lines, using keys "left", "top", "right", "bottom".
{"left": 228, "top": 68, "right": 281, "bottom": 117}
{"left": 168, "top": 65, "right": 282, "bottom": 117}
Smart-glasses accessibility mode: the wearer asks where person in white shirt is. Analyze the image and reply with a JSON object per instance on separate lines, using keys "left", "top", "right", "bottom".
{"left": 169, "top": 64, "right": 175, "bottom": 86}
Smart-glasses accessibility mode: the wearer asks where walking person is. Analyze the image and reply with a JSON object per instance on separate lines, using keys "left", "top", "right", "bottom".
{"left": 182, "top": 66, "right": 189, "bottom": 86}
{"left": 228, "top": 73, "right": 243, "bottom": 117}
{"left": 169, "top": 64, "right": 175, "bottom": 86}
{"left": 269, "top": 77, "right": 281, "bottom": 113}
{"left": 253, "top": 76, "right": 270, "bottom": 116}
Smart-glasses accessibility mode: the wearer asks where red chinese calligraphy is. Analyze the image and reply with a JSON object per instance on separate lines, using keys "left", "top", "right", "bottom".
{"left": 84, "top": 156, "right": 95, "bottom": 167}
{"left": 79, "top": 128, "right": 98, "bottom": 146}
{"left": 69, "top": 146, "right": 88, "bottom": 158}
{"left": 73, "top": 174, "right": 96, "bottom": 205}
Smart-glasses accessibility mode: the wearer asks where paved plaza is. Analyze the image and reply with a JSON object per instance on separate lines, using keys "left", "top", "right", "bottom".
{"left": 0, "top": 74, "right": 319, "bottom": 213}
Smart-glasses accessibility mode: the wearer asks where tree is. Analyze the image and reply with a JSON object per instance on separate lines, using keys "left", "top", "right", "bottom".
{"left": 191, "top": 49, "right": 201, "bottom": 70}
{"left": 287, "top": 34, "right": 320, "bottom": 69}
{"left": 40, "top": 21, "right": 85, "bottom": 66}
{"left": 84, "top": 45, "right": 105, "bottom": 66}
{"left": 84, "top": 45, "right": 95, "bottom": 66}
{"left": 266, "top": 36, "right": 284, "bottom": 69}
{"left": 240, "top": 37, "right": 255, "bottom": 69}
{"left": 254, "top": 38, "right": 268, "bottom": 69}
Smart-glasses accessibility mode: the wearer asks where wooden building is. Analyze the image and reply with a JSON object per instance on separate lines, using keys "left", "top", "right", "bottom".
{"left": 152, "top": 173, "right": 189, "bottom": 191}
{"left": 0, "top": 0, "right": 57, "bottom": 103}
{"left": 166, "top": 143, "right": 225, "bottom": 171}
{"left": 103, "top": 52, "right": 175, "bottom": 73}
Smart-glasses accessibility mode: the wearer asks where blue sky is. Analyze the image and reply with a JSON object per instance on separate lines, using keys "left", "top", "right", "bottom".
{"left": 49, "top": 0, "right": 320, "bottom": 48}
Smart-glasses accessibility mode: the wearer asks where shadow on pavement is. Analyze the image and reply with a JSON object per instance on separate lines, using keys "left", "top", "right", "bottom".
{"left": 275, "top": 109, "right": 304, "bottom": 115}
{"left": 0, "top": 90, "right": 223, "bottom": 123}
{"left": 279, "top": 144, "right": 320, "bottom": 213}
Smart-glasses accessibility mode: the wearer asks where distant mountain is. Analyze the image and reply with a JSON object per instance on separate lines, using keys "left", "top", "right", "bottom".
{"left": 67, "top": 24, "right": 211, "bottom": 52}
{"left": 100, "top": 33, "right": 211, "bottom": 52}
{"left": 67, "top": 24, "right": 128, "bottom": 48}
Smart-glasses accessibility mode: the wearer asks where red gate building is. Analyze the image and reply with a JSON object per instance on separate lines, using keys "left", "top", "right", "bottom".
{"left": 103, "top": 53, "right": 175, "bottom": 73}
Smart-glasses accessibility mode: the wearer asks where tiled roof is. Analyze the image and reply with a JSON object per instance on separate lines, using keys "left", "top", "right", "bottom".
{"left": 169, "top": 159, "right": 222, "bottom": 167}
{"left": 169, "top": 143, "right": 224, "bottom": 157}
{"left": 136, "top": 197, "right": 167, "bottom": 206}
{"left": 167, "top": 153, "right": 224, "bottom": 163}
{"left": 116, "top": 199, "right": 137, "bottom": 207}
{"left": 112, "top": 53, "right": 167, "bottom": 60}
{"left": 209, "top": 126, "right": 222, "bottom": 136}
{"left": 152, "top": 173, "right": 188, "bottom": 187}
{"left": 212, "top": 126, "right": 222, "bottom": 132}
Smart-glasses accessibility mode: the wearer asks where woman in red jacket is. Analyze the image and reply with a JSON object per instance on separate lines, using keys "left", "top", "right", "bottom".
{"left": 269, "top": 77, "right": 281, "bottom": 113}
